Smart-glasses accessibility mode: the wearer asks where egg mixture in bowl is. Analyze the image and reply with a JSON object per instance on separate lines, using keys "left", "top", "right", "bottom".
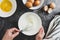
{"left": 0, "top": 0, "right": 17, "bottom": 17}
{"left": 18, "top": 12, "right": 42, "bottom": 36}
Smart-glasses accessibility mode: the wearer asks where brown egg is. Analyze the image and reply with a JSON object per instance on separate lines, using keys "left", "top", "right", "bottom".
{"left": 28, "top": 0, "right": 34, "bottom": 3}
{"left": 33, "top": 0, "right": 40, "bottom": 6}
{"left": 50, "top": 2, "right": 56, "bottom": 9}
{"left": 48, "top": 8, "right": 53, "bottom": 13}
{"left": 43, "top": 5, "right": 48, "bottom": 11}
{"left": 25, "top": 2, "right": 32, "bottom": 8}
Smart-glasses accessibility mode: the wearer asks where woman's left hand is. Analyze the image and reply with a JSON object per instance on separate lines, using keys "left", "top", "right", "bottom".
{"left": 2, "top": 28, "right": 20, "bottom": 40}
{"left": 36, "top": 27, "right": 45, "bottom": 40}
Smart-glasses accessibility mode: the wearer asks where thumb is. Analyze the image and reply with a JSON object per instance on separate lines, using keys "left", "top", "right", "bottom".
{"left": 38, "top": 27, "right": 45, "bottom": 38}
{"left": 12, "top": 32, "right": 19, "bottom": 38}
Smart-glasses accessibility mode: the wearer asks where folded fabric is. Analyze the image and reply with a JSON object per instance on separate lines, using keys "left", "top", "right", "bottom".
{"left": 43, "top": 15, "right": 60, "bottom": 40}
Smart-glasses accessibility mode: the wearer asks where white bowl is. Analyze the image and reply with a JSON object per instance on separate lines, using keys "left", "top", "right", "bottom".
{"left": 18, "top": 12, "right": 42, "bottom": 36}
{"left": 0, "top": 0, "right": 17, "bottom": 18}
{"left": 22, "top": 0, "right": 44, "bottom": 10}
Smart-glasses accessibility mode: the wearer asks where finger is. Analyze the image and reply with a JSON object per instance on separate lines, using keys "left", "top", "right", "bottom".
{"left": 37, "top": 27, "right": 45, "bottom": 38}
{"left": 36, "top": 35, "right": 42, "bottom": 40}
{"left": 38, "top": 27, "right": 44, "bottom": 34}
{"left": 40, "top": 27, "right": 44, "bottom": 34}
{"left": 12, "top": 32, "right": 19, "bottom": 38}
{"left": 9, "top": 28, "right": 20, "bottom": 32}
{"left": 38, "top": 28, "right": 44, "bottom": 36}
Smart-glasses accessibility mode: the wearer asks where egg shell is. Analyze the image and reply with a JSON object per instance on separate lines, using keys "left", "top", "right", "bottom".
{"left": 43, "top": 5, "right": 48, "bottom": 11}
{"left": 48, "top": 8, "right": 53, "bottom": 13}
{"left": 50, "top": 2, "right": 56, "bottom": 9}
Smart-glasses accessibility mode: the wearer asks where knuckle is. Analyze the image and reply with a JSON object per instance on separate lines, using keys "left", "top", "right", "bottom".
{"left": 6, "top": 29, "right": 10, "bottom": 32}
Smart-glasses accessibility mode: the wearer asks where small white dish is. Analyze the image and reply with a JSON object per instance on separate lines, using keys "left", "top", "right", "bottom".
{"left": 18, "top": 12, "right": 42, "bottom": 36}
{"left": 0, "top": 0, "right": 17, "bottom": 18}
{"left": 22, "top": 0, "right": 44, "bottom": 10}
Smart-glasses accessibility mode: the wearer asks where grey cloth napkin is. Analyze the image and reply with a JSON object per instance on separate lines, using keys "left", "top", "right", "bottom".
{"left": 43, "top": 15, "right": 60, "bottom": 40}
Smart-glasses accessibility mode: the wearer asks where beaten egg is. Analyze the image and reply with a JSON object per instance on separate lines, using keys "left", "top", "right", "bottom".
{"left": 1, "top": 0, "right": 12, "bottom": 12}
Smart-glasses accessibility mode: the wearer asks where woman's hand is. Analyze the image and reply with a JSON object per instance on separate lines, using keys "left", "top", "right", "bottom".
{"left": 36, "top": 27, "right": 45, "bottom": 40}
{"left": 2, "top": 28, "right": 20, "bottom": 40}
